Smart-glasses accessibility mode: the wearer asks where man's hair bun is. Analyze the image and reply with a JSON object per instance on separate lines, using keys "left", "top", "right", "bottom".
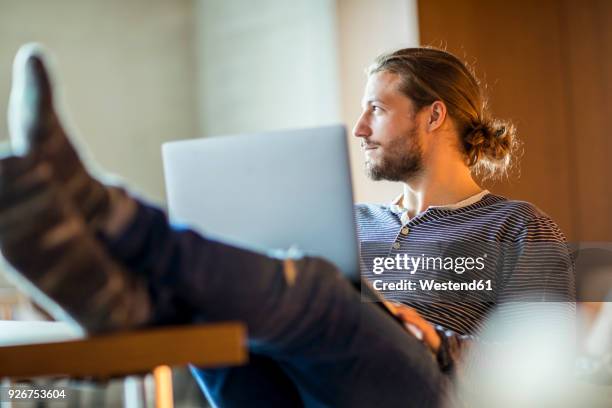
{"left": 463, "top": 119, "right": 520, "bottom": 179}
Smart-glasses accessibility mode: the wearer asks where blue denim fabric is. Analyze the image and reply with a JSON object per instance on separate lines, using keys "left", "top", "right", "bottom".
{"left": 101, "top": 202, "right": 445, "bottom": 407}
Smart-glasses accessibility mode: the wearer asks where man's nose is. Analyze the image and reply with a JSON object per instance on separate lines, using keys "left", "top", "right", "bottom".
{"left": 352, "top": 113, "right": 371, "bottom": 139}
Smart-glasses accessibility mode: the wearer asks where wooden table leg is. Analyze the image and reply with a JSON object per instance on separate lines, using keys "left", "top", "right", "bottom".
{"left": 153, "top": 366, "right": 173, "bottom": 408}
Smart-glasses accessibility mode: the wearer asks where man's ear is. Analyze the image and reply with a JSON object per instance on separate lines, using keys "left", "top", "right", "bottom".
{"left": 427, "top": 101, "right": 447, "bottom": 132}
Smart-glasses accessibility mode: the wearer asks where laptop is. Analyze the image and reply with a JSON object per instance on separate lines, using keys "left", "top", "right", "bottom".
{"left": 162, "top": 125, "right": 360, "bottom": 282}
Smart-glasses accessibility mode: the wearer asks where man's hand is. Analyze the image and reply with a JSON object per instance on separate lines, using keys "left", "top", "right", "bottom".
{"left": 385, "top": 301, "right": 441, "bottom": 353}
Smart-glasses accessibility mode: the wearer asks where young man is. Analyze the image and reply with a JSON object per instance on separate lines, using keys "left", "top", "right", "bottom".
{"left": 0, "top": 45, "right": 573, "bottom": 407}
{"left": 353, "top": 49, "right": 575, "bottom": 363}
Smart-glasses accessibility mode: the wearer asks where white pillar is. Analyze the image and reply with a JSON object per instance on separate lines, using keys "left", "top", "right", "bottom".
{"left": 195, "top": 0, "right": 341, "bottom": 136}
{"left": 336, "top": 0, "right": 420, "bottom": 203}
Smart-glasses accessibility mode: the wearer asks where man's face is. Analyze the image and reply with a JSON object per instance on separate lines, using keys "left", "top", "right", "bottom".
{"left": 353, "top": 70, "right": 424, "bottom": 182}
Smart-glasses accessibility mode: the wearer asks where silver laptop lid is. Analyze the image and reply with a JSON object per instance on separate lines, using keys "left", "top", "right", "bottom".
{"left": 162, "top": 125, "right": 359, "bottom": 281}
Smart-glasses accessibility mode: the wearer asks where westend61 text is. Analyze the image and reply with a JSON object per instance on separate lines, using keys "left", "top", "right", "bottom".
{"left": 372, "top": 279, "right": 493, "bottom": 292}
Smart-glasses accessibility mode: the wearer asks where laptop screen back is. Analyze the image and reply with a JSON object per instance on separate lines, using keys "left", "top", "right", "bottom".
{"left": 162, "top": 125, "right": 360, "bottom": 281}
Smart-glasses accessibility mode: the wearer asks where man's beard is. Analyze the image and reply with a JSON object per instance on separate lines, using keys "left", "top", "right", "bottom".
{"left": 365, "top": 130, "right": 423, "bottom": 182}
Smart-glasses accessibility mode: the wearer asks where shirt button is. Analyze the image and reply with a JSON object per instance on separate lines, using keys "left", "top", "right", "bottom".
{"left": 401, "top": 227, "right": 410, "bottom": 235}
{"left": 392, "top": 242, "right": 401, "bottom": 250}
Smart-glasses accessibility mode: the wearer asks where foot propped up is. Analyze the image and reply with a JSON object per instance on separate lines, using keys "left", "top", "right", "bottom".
{"left": 8, "top": 44, "right": 136, "bottom": 237}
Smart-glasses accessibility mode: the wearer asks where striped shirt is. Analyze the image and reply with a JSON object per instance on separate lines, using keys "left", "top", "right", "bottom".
{"left": 355, "top": 191, "right": 576, "bottom": 371}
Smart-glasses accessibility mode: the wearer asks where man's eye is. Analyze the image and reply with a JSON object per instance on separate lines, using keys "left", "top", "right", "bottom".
{"left": 371, "top": 106, "right": 380, "bottom": 112}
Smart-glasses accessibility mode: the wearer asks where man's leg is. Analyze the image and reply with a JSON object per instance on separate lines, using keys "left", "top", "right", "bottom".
{"left": 3, "top": 45, "right": 445, "bottom": 407}
{"left": 91, "top": 202, "right": 447, "bottom": 407}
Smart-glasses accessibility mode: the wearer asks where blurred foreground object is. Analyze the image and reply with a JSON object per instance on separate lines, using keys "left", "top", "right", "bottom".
{"left": 455, "top": 303, "right": 611, "bottom": 407}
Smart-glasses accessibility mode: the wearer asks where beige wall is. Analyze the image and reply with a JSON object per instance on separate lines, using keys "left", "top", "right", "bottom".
{"left": 0, "top": 0, "right": 199, "bottom": 205}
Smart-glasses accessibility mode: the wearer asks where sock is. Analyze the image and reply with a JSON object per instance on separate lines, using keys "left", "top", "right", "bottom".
{"left": 0, "top": 154, "right": 152, "bottom": 333}
{"left": 9, "top": 44, "right": 136, "bottom": 239}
